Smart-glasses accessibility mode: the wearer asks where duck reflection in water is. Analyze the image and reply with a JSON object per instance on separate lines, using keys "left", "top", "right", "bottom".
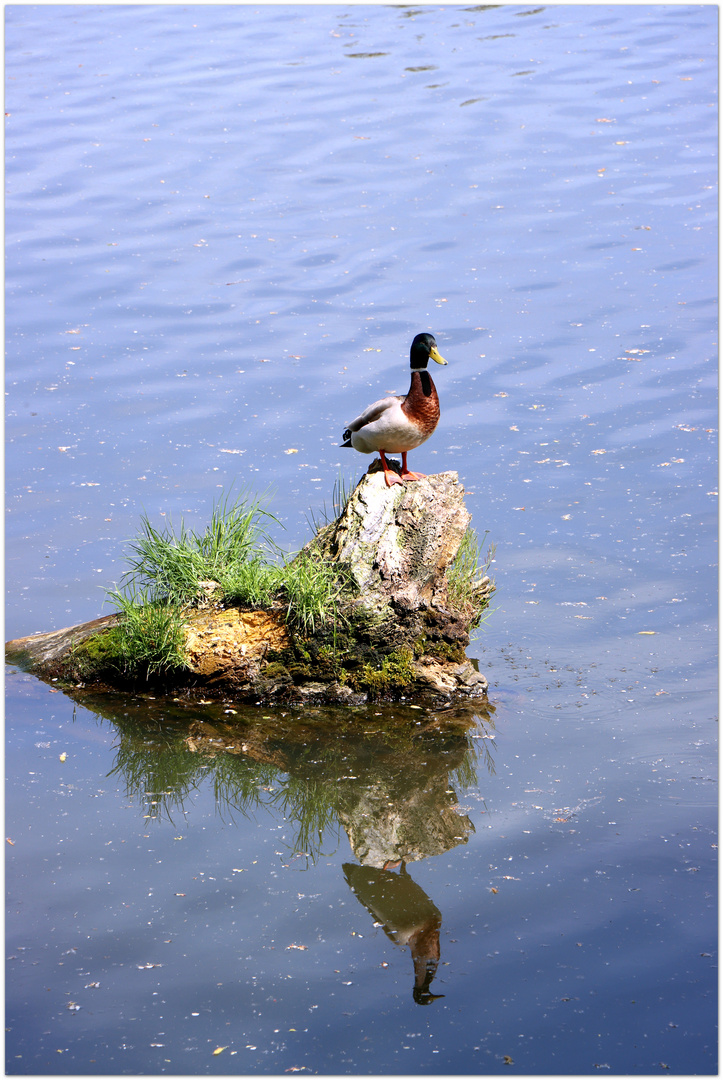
{"left": 343, "top": 860, "right": 445, "bottom": 1005}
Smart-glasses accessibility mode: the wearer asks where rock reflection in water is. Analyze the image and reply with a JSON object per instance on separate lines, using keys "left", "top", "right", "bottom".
{"left": 334, "top": 731, "right": 476, "bottom": 868}
{"left": 67, "top": 689, "right": 495, "bottom": 1001}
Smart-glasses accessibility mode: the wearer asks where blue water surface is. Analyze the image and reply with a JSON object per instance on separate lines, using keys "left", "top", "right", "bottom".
{"left": 5, "top": 4, "right": 717, "bottom": 1075}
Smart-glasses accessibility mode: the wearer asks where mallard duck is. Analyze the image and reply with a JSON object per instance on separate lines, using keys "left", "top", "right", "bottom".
{"left": 341, "top": 332, "right": 448, "bottom": 487}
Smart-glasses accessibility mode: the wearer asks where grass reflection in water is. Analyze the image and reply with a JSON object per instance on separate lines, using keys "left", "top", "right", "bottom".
{"left": 91, "top": 694, "right": 496, "bottom": 864}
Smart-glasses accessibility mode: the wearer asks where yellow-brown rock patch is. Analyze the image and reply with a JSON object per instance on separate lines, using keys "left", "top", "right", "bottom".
{"left": 183, "top": 608, "right": 290, "bottom": 678}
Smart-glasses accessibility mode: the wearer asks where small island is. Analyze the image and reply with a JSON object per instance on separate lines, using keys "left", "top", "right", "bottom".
{"left": 6, "top": 466, "right": 495, "bottom": 705}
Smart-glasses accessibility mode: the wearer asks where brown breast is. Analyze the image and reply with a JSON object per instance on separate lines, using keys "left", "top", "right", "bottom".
{"left": 401, "top": 370, "right": 440, "bottom": 439}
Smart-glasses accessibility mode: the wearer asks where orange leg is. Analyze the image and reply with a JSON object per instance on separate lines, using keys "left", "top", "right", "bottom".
{"left": 379, "top": 450, "right": 404, "bottom": 487}
{"left": 400, "top": 451, "right": 426, "bottom": 482}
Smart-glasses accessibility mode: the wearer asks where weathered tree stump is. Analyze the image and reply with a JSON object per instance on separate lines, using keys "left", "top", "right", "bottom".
{"left": 6, "top": 469, "right": 494, "bottom": 704}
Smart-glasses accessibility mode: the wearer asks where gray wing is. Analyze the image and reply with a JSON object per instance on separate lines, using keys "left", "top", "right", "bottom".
{"left": 345, "top": 396, "right": 404, "bottom": 433}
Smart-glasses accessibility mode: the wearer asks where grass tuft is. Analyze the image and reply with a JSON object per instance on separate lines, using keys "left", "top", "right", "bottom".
{"left": 102, "top": 486, "right": 355, "bottom": 679}
{"left": 278, "top": 553, "right": 350, "bottom": 635}
{"left": 217, "top": 557, "right": 280, "bottom": 610}
{"left": 121, "top": 489, "right": 278, "bottom": 606}
{"left": 104, "top": 588, "right": 189, "bottom": 681}
{"left": 447, "top": 527, "right": 496, "bottom": 622}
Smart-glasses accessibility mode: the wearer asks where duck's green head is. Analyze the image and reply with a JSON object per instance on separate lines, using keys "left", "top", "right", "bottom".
{"left": 410, "top": 332, "right": 447, "bottom": 369}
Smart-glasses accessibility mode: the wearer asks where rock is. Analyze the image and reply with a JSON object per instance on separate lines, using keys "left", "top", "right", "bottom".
{"left": 5, "top": 613, "right": 120, "bottom": 669}
{"left": 313, "top": 469, "right": 470, "bottom": 616}
{"left": 183, "top": 608, "right": 290, "bottom": 678}
{"left": 5, "top": 470, "right": 494, "bottom": 705}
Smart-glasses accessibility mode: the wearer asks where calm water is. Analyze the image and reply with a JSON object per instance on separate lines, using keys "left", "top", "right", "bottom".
{"left": 5, "top": 3, "right": 717, "bottom": 1075}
